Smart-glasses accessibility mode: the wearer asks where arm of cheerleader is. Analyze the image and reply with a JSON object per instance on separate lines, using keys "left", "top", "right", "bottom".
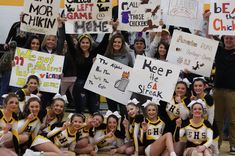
{"left": 207, "top": 105, "right": 215, "bottom": 125}
{"left": 32, "top": 122, "right": 42, "bottom": 140}
{"left": 12, "top": 116, "right": 19, "bottom": 154}
{"left": 18, "top": 119, "right": 31, "bottom": 134}
{"left": 94, "top": 130, "right": 106, "bottom": 144}
{"left": 133, "top": 123, "right": 140, "bottom": 153}
{"left": 179, "top": 103, "right": 190, "bottom": 120}
{"left": 203, "top": 127, "right": 213, "bottom": 148}
{"left": 47, "top": 127, "right": 63, "bottom": 139}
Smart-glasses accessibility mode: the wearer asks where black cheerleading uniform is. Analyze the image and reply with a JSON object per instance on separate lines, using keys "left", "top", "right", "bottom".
{"left": 159, "top": 97, "right": 191, "bottom": 134}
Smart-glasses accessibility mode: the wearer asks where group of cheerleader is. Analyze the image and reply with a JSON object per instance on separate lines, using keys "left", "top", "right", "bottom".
{"left": 0, "top": 73, "right": 218, "bottom": 156}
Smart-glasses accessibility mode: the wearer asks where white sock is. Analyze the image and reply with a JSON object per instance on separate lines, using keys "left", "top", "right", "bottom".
{"left": 170, "top": 152, "right": 177, "bottom": 156}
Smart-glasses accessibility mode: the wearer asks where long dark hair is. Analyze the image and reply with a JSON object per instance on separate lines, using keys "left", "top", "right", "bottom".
{"left": 154, "top": 41, "right": 169, "bottom": 59}
{"left": 24, "top": 35, "right": 41, "bottom": 51}
{"left": 21, "top": 97, "right": 41, "bottom": 119}
{"left": 104, "top": 33, "right": 128, "bottom": 58}
{"left": 75, "top": 34, "right": 92, "bottom": 64}
{"left": 22, "top": 75, "right": 40, "bottom": 94}
{"left": 50, "top": 98, "right": 65, "bottom": 122}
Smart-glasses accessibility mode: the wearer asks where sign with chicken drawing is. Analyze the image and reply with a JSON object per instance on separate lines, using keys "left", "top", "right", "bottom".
{"left": 166, "top": 30, "right": 219, "bottom": 77}
{"left": 84, "top": 54, "right": 132, "bottom": 105}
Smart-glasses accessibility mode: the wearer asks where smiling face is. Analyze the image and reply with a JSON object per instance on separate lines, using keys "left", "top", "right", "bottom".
{"left": 113, "top": 37, "right": 123, "bottom": 51}
{"left": 80, "top": 37, "right": 91, "bottom": 52}
{"left": 107, "top": 116, "right": 118, "bottom": 132}
{"left": 224, "top": 35, "right": 235, "bottom": 49}
{"left": 5, "top": 97, "right": 19, "bottom": 113}
{"left": 29, "top": 101, "right": 40, "bottom": 116}
{"left": 193, "top": 80, "right": 205, "bottom": 96}
{"left": 31, "top": 38, "right": 40, "bottom": 51}
{"left": 158, "top": 44, "right": 167, "bottom": 57}
{"left": 93, "top": 115, "right": 103, "bottom": 128}
{"left": 71, "top": 116, "right": 84, "bottom": 130}
{"left": 175, "top": 83, "right": 187, "bottom": 97}
{"left": 27, "top": 78, "right": 39, "bottom": 93}
{"left": 146, "top": 104, "right": 158, "bottom": 120}
{"left": 52, "top": 99, "right": 64, "bottom": 115}
{"left": 192, "top": 103, "right": 203, "bottom": 118}
{"left": 127, "top": 104, "right": 139, "bottom": 118}
{"left": 134, "top": 41, "right": 145, "bottom": 54}
{"left": 45, "top": 35, "right": 56, "bottom": 50}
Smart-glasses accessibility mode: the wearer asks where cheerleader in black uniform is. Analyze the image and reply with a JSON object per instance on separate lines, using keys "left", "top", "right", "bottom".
{"left": 110, "top": 98, "right": 145, "bottom": 155}
{"left": 140, "top": 100, "right": 177, "bottom": 156}
{"left": 0, "top": 93, "right": 19, "bottom": 154}
{"left": 191, "top": 77, "right": 219, "bottom": 155}
{"left": 18, "top": 95, "right": 41, "bottom": 148}
{"left": 179, "top": 100, "right": 213, "bottom": 156}
{"left": 15, "top": 74, "right": 40, "bottom": 113}
{"left": 26, "top": 114, "right": 84, "bottom": 156}
{"left": 38, "top": 94, "right": 65, "bottom": 136}
{"left": 74, "top": 114, "right": 97, "bottom": 156}
{"left": 159, "top": 80, "right": 191, "bottom": 155}
{"left": 94, "top": 111, "right": 124, "bottom": 153}
{"left": 159, "top": 79, "right": 191, "bottom": 133}
{"left": 191, "top": 77, "right": 214, "bottom": 124}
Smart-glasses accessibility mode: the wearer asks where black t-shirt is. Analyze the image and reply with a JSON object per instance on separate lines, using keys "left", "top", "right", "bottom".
{"left": 215, "top": 46, "right": 235, "bottom": 90}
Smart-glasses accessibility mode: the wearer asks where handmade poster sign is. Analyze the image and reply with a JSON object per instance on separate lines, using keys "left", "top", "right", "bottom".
{"left": 20, "top": 0, "right": 60, "bottom": 35}
{"left": 166, "top": 30, "right": 219, "bottom": 77}
{"left": 209, "top": 0, "right": 235, "bottom": 35}
{"left": 65, "top": 0, "right": 112, "bottom": 33}
{"left": 10, "top": 48, "right": 64, "bottom": 93}
{"left": 118, "top": 0, "right": 162, "bottom": 32}
{"left": 84, "top": 54, "right": 132, "bottom": 105}
{"left": 127, "top": 55, "right": 181, "bottom": 103}
{"left": 161, "top": 0, "right": 207, "bottom": 30}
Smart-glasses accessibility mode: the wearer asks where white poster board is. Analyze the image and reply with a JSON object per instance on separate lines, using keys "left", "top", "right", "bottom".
{"left": 84, "top": 54, "right": 132, "bottom": 105}
{"left": 118, "top": 0, "right": 162, "bottom": 32}
{"left": 64, "top": 0, "right": 112, "bottom": 34}
{"left": 161, "top": 0, "right": 207, "bottom": 30}
{"left": 10, "top": 48, "right": 64, "bottom": 93}
{"left": 20, "top": 0, "right": 60, "bottom": 35}
{"left": 166, "top": 30, "right": 218, "bottom": 77}
{"left": 209, "top": 0, "right": 235, "bottom": 35}
{"left": 127, "top": 55, "right": 180, "bottom": 102}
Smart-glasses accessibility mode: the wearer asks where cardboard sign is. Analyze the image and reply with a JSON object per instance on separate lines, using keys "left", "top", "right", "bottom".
{"left": 64, "top": 0, "right": 112, "bottom": 33}
{"left": 20, "top": 0, "right": 60, "bottom": 35}
{"left": 84, "top": 54, "right": 132, "bottom": 105}
{"left": 118, "top": 0, "right": 162, "bottom": 32}
{"left": 166, "top": 30, "right": 219, "bottom": 77}
{"left": 162, "top": 0, "right": 207, "bottom": 30}
{"left": 10, "top": 48, "right": 64, "bottom": 93}
{"left": 127, "top": 55, "right": 180, "bottom": 102}
{"left": 209, "top": 1, "right": 235, "bottom": 35}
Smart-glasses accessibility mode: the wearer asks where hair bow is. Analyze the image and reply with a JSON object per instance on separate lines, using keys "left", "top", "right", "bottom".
{"left": 104, "top": 110, "right": 121, "bottom": 119}
{"left": 25, "top": 94, "right": 41, "bottom": 102}
{"left": 188, "top": 99, "right": 206, "bottom": 110}
{"left": 192, "top": 77, "right": 206, "bottom": 83}
{"left": 178, "top": 78, "right": 191, "bottom": 88}
{"left": 1, "top": 94, "right": 9, "bottom": 99}
{"left": 127, "top": 98, "right": 139, "bottom": 105}
{"left": 53, "top": 93, "right": 68, "bottom": 103}
{"left": 142, "top": 98, "right": 160, "bottom": 108}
